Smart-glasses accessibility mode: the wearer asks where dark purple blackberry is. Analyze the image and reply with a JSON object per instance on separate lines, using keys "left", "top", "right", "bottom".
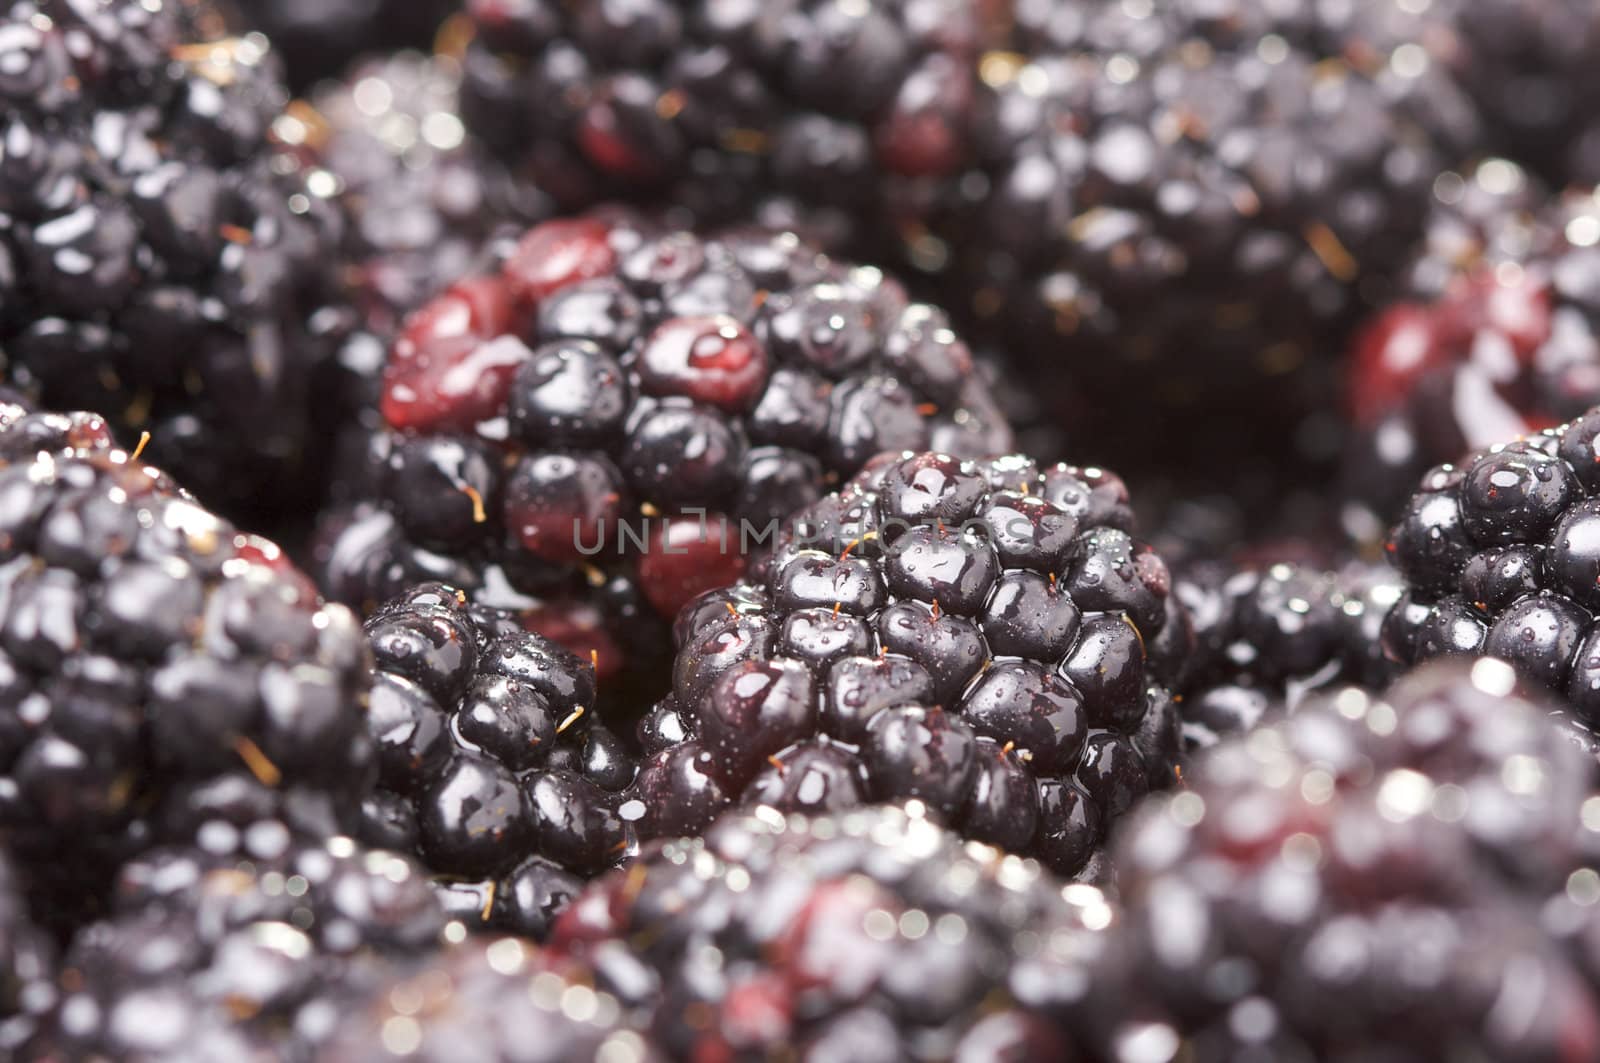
{"left": 934, "top": 0, "right": 1482, "bottom": 486}
{"left": 38, "top": 830, "right": 445, "bottom": 1060}
{"left": 237, "top": 0, "right": 455, "bottom": 91}
{"left": 285, "top": 52, "right": 553, "bottom": 343}
{"left": 628, "top": 450, "right": 1185, "bottom": 878}
{"left": 1087, "top": 658, "right": 1600, "bottom": 1061}
{"left": 1381, "top": 404, "right": 1600, "bottom": 729}
{"left": 1174, "top": 560, "right": 1404, "bottom": 750}
{"left": 0, "top": 848, "right": 54, "bottom": 1055}
{"left": 0, "top": 398, "right": 373, "bottom": 929}
{"left": 313, "top": 935, "right": 649, "bottom": 1062}
{"left": 360, "top": 582, "right": 637, "bottom": 939}
{"left": 551, "top": 802, "right": 1109, "bottom": 1059}
{"left": 311, "top": 209, "right": 1012, "bottom": 692}
{"left": 0, "top": 0, "right": 351, "bottom": 528}
{"left": 457, "top": 0, "right": 995, "bottom": 226}
{"left": 1342, "top": 161, "right": 1600, "bottom": 525}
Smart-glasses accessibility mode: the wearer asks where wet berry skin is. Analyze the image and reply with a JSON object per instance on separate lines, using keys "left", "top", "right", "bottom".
{"left": 635, "top": 450, "right": 1185, "bottom": 878}
{"left": 1383, "top": 402, "right": 1600, "bottom": 733}
{"left": 315, "top": 209, "right": 1013, "bottom": 700}
{"left": 360, "top": 582, "right": 637, "bottom": 937}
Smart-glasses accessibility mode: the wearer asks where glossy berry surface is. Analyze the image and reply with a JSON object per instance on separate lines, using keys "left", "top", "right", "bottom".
{"left": 1382, "top": 403, "right": 1600, "bottom": 731}
{"left": 0, "top": 0, "right": 350, "bottom": 527}
{"left": 632, "top": 450, "right": 1185, "bottom": 877}
{"left": 1175, "top": 560, "right": 1404, "bottom": 750}
{"left": 0, "top": 847, "right": 54, "bottom": 1055}
{"left": 553, "top": 802, "right": 1110, "bottom": 1059}
{"left": 1088, "top": 658, "right": 1600, "bottom": 1062}
{"left": 360, "top": 582, "right": 636, "bottom": 939}
{"left": 313, "top": 209, "right": 1013, "bottom": 688}
{"left": 0, "top": 398, "right": 373, "bottom": 929}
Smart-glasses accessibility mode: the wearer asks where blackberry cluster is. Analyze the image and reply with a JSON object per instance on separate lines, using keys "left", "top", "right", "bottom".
{"left": 360, "top": 582, "right": 636, "bottom": 940}
{"left": 552, "top": 803, "right": 1110, "bottom": 1059}
{"left": 39, "top": 829, "right": 445, "bottom": 1059}
{"left": 282, "top": 52, "right": 553, "bottom": 343}
{"left": 1175, "top": 560, "right": 1403, "bottom": 750}
{"left": 0, "top": 398, "right": 373, "bottom": 925}
{"left": 633, "top": 450, "right": 1186, "bottom": 878}
{"left": 1089, "top": 658, "right": 1600, "bottom": 1061}
{"left": 313, "top": 209, "right": 1013, "bottom": 682}
{"left": 1342, "top": 160, "right": 1600, "bottom": 523}
{"left": 238, "top": 0, "right": 455, "bottom": 91}
{"left": 457, "top": 0, "right": 997, "bottom": 228}
{"left": 0, "top": 0, "right": 349, "bottom": 526}
{"left": 314, "top": 935, "right": 650, "bottom": 1063}
{"left": 1381, "top": 403, "right": 1600, "bottom": 727}
{"left": 0, "top": 848, "right": 53, "bottom": 1055}
{"left": 939, "top": 0, "right": 1482, "bottom": 481}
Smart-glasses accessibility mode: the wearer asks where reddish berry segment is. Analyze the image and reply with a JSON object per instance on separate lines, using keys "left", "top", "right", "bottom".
{"left": 504, "top": 218, "right": 618, "bottom": 304}
{"left": 637, "top": 315, "right": 770, "bottom": 410}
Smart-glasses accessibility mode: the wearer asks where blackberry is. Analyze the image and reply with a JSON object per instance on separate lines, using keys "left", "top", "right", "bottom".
{"left": 39, "top": 829, "right": 445, "bottom": 1060}
{"left": 0, "top": 398, "right": 373, "bottom": 927}
{"left": 456, "top": 0, "right": 995, "bottom": 227}
{"left": 0, "top": 0, "right": 349, "bottom": 527}
{"left": 552, "top": 802, "right": 1110, "bottom": 1059}
{"left": 628, "top": 449, "right": 1186, "bottom": 877}
{"left": 0, "top": 848, "right": 53, "bottom": 1055}
{"left": 238, "top": 0, "right": 454, "bottom": 91}
{"left": 315, "top": 935, "right": 650, "bottom": 1062}
{"left": 1380, "top": 403, "right": 1600, "bottom": 728}
{"left": 1175, "top": 560, "right": 1403, "bottom": 750}
{"left": 1342, "top": 161, "right": 1600, "bottom": 524}
{"left": 312, "top": 209, "right": 1012, "bottom": 689}
{"left": 937, "top": 0, "right": 1481, "bottom": 486}
{"left": 1088, "top": 658, "right": 1600, "bottom": 1061}
{"left": 360, "top": 582, "right": 637, "bottom": 940}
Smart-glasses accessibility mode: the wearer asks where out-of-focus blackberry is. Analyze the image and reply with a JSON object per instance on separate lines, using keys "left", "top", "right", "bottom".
{"left": 311, "top": 209, "right": 1012, "bottom": 692}
{"left": 361, "top": 582, "right": 636, "bottom": 940}
{"left": 1175, "top": 560, "right": 1403, "bottom": 750}
{"left": 1380, "top": 403, "right": 1600, "bottom": 729}
{"left": 1088, "top": 658, "right": 1600, "bottom": 1062}
{"left": 457, "top": 0, "right": 995, "bottom": 226}
{"left": 1421, "top": 0, "right": 1600, "bottom": 187}
{"left": 236, "top": 0, "right": 454, "bottom": 91}
{"left": 629, "top": 449, "right": 1185, "bottom": 878}
{"left": 0, "top": 0, "right": 349, "bottom": 527}
{"left": 553, "top": 802, "right": 1111, "bottom": 1059}
{"left": 280, "top": 52, "right": 553, "bottom": 343}
{"left": 38, "top": 829, "right": 445, "bottom": 1060}
{"left": 0, "top": 848, "right": 54, "bottom": 1056}
{"left": 938, "top": 0, "right": 1482, "bottom": 486}
{"left": 314, "top": 934, "right": 653, "bottom": 1063}
{"left": 0, "top": 398, "right": 373, "bottom": 928}
{"left": 1342, "top": 161, "right": 1600, "bottom": 527}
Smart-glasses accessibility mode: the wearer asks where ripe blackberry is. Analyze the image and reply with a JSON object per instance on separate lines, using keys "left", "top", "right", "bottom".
{"left": 1089, "top": 658, "right": 1600, "bottom": 1061}
{"left": 314, "top": 935, "right": 650, "bottom": 1062}
{"left": 0, "top": 849, "right": 54, "bottom": 1055}
{"left": 0, "top": 0, "right": 349, "bottom": 526}
{"left": 312, "top": 209, "right": 1012, "bottom": 683}
{"left": 238, "top": 0, "right": 454, "bottom": 91}
{"left": 552, "top": 802, "right": 1111, "bottom": 1059}
{"left": 1175, "top": 560, "right": 1403, "bottom": 750}
{"left": 1381, "top": 403, "right": 1600, "bottom": 728}
{"left": 1339, "top": 158, "right": 1600, "bottom": 523}
{"left": 0, "top": 398, "right": 373, "bottom": 927}
{"left": 39, "top": 829, "right": 445, "bottom": 1060}
{"left": 456, "top": 0, "right": 995, "bottom": 225}
{"left": 360, "top": 582, "right": 637, "bottom": 940}
{"left": 281, "top": 52, "right": 553, "bottom": 343}
{"left": 628, "top": 450, "right": 1186, "bottom": 878}
{"left": 937, "top": 0, "right": 1481, "bottom": 485}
